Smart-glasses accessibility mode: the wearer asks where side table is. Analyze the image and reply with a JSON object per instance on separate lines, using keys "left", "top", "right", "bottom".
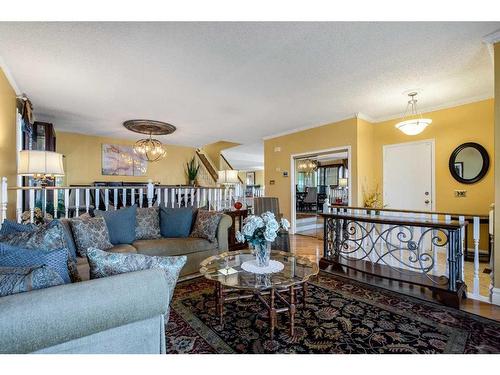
{"left": 225, "top": 209, "right": 248, "bottom": 251}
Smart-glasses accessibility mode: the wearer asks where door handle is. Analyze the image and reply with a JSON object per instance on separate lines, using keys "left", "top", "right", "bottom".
{"left": 424, "top": 199, "right": 430, "bottom": 204}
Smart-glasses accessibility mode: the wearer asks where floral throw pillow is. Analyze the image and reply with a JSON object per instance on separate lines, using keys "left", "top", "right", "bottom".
{"left": 69, "top": 216, "right": 113, "bottom": 257}
{"left": 135, "top": 207, "right": 161, "bottom": 240}
{"left": 189, "top": 210, "right": 223, "bottom": 243}
{"left": 86, "top": 247, "right": 186, "bottom": 320}
{"left": 0, "top": 265, "right": 65, "bottom": 297}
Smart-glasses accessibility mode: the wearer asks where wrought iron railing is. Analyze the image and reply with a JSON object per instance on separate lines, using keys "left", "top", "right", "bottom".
{"left": 321, "top": 205, "right": 494, "bottom": 305}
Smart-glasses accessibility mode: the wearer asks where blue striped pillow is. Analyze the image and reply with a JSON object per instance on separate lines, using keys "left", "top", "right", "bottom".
{"left": 0, "top": 243, "right": 71, "bottom": 283}
{"left": 0, "top": 220, "right": 36, "bottom": 236}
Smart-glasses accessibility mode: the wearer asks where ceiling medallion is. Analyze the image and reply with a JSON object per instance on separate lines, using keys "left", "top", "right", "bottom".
{"left": 123, "top": 120, "right": 176, "bottom": 162}
{"left": 395, "top": 92, "right": 432, "bottom": 136}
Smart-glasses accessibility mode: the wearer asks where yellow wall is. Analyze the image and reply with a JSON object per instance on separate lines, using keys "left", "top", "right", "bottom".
{"left": 357, "top": 117, "right": 376, "bottom": 206}
{"left": 56, "top": 132, "right": 197, "bottom": 186}
{"left": 372, "top": 99, "right": 494, "bottom": 216}
{"left": 238, "top": 170, "right": 265, "bottom": 186}
{"left": 202, "top": 140, "right": 240, "bottom": 170}
{"left": 0, "top": 68, "right": 17, "bottom": 218}
{"left": 264, "top": 117, "right": 358, "bottom": 220}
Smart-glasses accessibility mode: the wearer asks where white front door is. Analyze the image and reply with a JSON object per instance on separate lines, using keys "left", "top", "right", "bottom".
{"left": 383, "top": 140, "right": 434, "bottom": 211}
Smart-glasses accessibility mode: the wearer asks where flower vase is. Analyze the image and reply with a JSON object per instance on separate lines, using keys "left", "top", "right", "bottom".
{"left": 255, "top": 241, "right": 271, "bottom": 267}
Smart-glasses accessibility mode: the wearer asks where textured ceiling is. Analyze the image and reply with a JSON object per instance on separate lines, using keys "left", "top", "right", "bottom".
{"left": 0, "top": 22, "right": 498, "bottom": 148}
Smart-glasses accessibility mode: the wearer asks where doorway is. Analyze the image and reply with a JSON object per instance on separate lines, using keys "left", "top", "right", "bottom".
{"left": 383, "top": 139, "right": 435, "bottom": 211}
{"left": 291, "top": 147, "right": 351, "bottom": 238}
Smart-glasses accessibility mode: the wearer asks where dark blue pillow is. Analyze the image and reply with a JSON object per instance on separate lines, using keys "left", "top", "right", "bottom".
{"left": 0, "top": 220, "right": 36, "bottom": 236}
{"left": 160, "top": 206, "right": 195, "bottom": 238}
{"left": 94, "top": 205, "right": 137, "bottom": 245}
{"left": 0, "top": 243, "right": 71, "bottom": 283}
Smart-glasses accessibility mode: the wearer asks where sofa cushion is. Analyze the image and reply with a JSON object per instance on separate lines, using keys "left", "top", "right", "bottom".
{"left": 0, "top": 219, "right": 36, "bottom": 236}
{"left": 108, "top": 244, "right": 138, "bottom": 254}
{"left": 95, "top": 205, "right": 137, "bottom": 245}
{"left": 135, "top": 206, "right": 161, "bottom": 240}
{"left": 0, "top": 244, "right": 71, "bottom": 283}
{"left": 190, "top": 210, "right": 223, "bottom": 243}
{"left": 132, "top": 237, "right": 217, "bottom": 257}
{"left": 86, "top": 247, "right": 186, "bottom": 306}
{"left": 69, "top": 215, "right": 113, "bottom": 256}
{"left": 0, "top": 265, "right": 65, "bottom": 297}
{"left": 159, "top": 206, "right": 195, "bottom": 238}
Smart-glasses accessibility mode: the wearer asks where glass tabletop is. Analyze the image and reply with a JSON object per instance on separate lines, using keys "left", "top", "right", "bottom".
{"left": 199, "top": 250, "right": 319, "bottom": 290}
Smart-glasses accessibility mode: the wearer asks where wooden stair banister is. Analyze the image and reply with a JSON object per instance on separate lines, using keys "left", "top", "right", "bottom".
{"left": 195, "top": 150, "right": 218, "bottom": 183}
{"left": 220, "top": 153, "right": 244, "bottom": 184}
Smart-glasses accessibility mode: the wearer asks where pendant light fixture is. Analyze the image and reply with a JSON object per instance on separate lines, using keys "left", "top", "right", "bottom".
{"left": 123, "top": 120, "right": 176, "bottom": 162}
{"left": 395, "top": 92, "right": 432, "bottom": 136}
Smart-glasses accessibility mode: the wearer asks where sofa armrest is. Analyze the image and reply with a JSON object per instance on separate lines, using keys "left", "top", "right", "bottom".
{"left": 0, "top": 269, "right": 169, "bottom": 353}
{"left": 216, "top": 214, "right": 232, "bottom": 252}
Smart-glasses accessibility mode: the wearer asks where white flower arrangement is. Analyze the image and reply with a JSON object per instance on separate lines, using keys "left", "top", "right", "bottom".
{"left": 236, "top": 211, "right": 290, "bottom": 246}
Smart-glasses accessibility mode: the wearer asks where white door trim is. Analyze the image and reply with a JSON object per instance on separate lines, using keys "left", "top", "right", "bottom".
{"left": 382, "top": 139, "right": 436, "bottom": 211}
{"left": 290, "top": 145, "right": 352, "bottom": 234}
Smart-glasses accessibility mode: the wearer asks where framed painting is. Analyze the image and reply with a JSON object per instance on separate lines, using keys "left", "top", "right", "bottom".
{"left": 102, "top": 144, "right": 147, "bottom": 176}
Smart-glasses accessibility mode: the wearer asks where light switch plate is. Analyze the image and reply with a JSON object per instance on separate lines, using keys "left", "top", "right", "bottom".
{"left": 454, "top": 190, "right": 467, "bottom": 198}
{"left": 274, "top": 146, "right": 281, "bottom": 152}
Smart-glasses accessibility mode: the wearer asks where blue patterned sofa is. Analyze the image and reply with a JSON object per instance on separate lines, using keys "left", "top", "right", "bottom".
{"left": 0, "top": 268, "right": 170, "bottom": 353}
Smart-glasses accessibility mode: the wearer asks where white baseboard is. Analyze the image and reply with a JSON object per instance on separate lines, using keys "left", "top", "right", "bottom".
{"left": 490, "top": 287, "right": 500, "bottom": 306}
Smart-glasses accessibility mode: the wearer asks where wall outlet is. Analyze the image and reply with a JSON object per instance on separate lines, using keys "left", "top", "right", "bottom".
{"left": 269, "top": 180, "right": 275, "bottom": 185}
{"left": 454, "top": 190, "right": 467, "bottom": 198}
{"left": 274, "top": 146, "right": 281, "bottom": 152}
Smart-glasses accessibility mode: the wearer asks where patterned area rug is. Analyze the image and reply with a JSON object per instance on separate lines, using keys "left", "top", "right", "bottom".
{"left": 166, "top": 272, "right": 500, "bottom": 354}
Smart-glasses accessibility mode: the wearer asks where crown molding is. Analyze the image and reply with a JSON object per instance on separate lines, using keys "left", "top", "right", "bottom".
{"left": 0, "top": 55, "right": 21, "bottom": 95}
{"left": 483, "top": 29, "right": 500, "bottom": 44}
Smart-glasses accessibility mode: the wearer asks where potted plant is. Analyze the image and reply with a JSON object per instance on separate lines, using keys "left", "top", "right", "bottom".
{"left": 363, "top": 184, "right": 384, "bottom": 214}
{"left": 186, "top": 156, "right": 200, "bottom": 186}
{"left": 236, "top": 212, "right": 290, "bottom": 267}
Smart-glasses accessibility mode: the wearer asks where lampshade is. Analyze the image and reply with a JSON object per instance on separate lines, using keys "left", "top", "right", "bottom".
{"left": 338, "top": 178, "right": 348, "bottom": 188}
{"left": 218, "top": 169, "right": 239, "bottom": 184}
{"left": 18, "top": 150, "right": 65, "bottom": 177}
{"left": 395, "top": 92, "right": 432, "bottom": 136}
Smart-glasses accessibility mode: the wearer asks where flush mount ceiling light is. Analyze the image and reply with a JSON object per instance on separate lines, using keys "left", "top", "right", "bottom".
{"left": 395, "top": 92, "right": 432, "bottom": 136}
{"left": 123, "top": 120, "right": 176, "bottom": 162}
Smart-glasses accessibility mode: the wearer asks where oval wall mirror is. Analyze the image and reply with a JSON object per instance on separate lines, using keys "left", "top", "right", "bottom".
{"left": 449, "top": 142, "right": 489, "bottom": 184}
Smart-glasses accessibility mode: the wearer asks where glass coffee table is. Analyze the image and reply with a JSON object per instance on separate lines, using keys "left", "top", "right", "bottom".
{"left": 199, "top": 250, "right": 319, "bottom": 339}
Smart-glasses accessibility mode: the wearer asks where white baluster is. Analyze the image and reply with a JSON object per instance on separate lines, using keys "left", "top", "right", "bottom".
{"left": 95, "top": 188, "right": 100, "bottom": 211}
{"left": 190, "top": 188, "right": 195, "bottom": 207}
{"left": 147, "top": 180, "right": 154, "bottom": 207}
{"left": 202, "top": 189, "right": 207, "bottom": 208}
{"left": 196, "top": 188, "right": 201, "bottom": 208}
{"left": 85, "top": 188, "right": 90, "bottom": 214}
{"left": 16, "top": 188, "right": 22, "bottom": 223}
{"left": 29, "top": 189, "right": 35, "bottom": 223}
{"left": 53, "top": 188, "right": 58, "bottom": 219}
{"left": 131, "top": 188, "right": 135, "bottom": 207}
{"left": 473, "top": 216, "right": 480, "bottom": 297}
{"left": 139, "top": 188, "right": 144, "bottom": 208}
{"left": 170, "top": 188, "right": 175, "bottom": 208}
{"left": 64, "top": 189, "right": 69, "bottom": 218}
{"left": 459, "top": 215, "right": 465, "bottom": 282}
{"left": 74, "top": 189, "right": 80, "bottom": 217}
{"left": 183, "top": 188, "right": 188, "bottom": 207}
{"left": 122, "top": 188, "right": 127, "bottom": 207}
{"left": 42, "top": 189, "right": 47, "bottom": 216}
{"left": 1, "top": 177, "right": 7, "bottom": 224}
{"left": 104, "top": 188, "right": 109, "bottom": 211}
{"left": 113, "top": 189, "right": 118, "bottom": 210}
{"left": 163, "top": 188, "right": 168, "bottom": 208}
{"left": 156, "top": 188, "right": 162, "bottom": 207}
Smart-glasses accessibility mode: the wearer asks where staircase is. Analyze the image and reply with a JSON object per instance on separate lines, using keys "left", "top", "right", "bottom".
{"left": 195, "top": 150, "right": 218, "bottom": 187}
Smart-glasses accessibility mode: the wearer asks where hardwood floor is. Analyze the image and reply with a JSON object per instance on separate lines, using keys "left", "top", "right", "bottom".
{"left": 289, "top": 233, "right": 500, "bottom": 321}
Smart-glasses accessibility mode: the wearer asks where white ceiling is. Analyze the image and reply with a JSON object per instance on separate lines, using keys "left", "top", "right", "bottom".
{"left": 0, "top": 22, "right": 498, "bottom": 148}
{"left": 221, "top": 142, "right": 264, "bottom": 171}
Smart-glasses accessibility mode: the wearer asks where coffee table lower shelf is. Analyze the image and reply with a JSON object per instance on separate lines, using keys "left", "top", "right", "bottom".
{"left": 214, "top": 281, "right": 309, "bottom": 340}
